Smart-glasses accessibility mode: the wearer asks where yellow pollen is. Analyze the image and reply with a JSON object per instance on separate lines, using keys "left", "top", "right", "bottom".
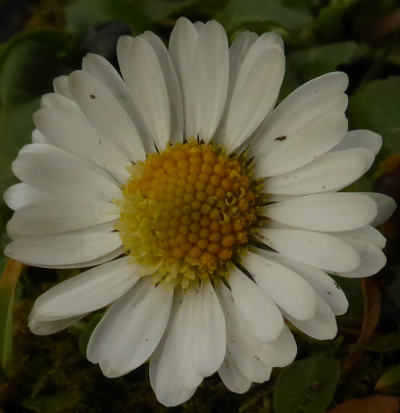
{"left": 115, "top": 141, "right": 259, "bottom": 289}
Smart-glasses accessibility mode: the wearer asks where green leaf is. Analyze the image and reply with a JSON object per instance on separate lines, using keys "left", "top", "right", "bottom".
{"left": 65, "top": 0, "right": 150, "bottom": 37}
{"left": 348, "top": 77, "right": 400, "bottom": 160}
{"left": 376, "top": 364, "right": 400, "bottom": 392}
{"left": 315, "top": 0, "right": 362, "bottom": 40}
{"left": 368, "top": 333, "right": 400, "bottom": 353}
{"left": 273, "top": 355, "right": 340, "bottom": 413}
{"left": 215, "top": 0, "right": 313, "bottom": 33}
{"left": 288, "top": 41, "right": 368, "bottom": 84}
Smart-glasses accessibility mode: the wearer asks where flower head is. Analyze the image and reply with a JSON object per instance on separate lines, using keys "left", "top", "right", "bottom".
{"left": 4, "top": 17, "right": 396, "bottom": 406}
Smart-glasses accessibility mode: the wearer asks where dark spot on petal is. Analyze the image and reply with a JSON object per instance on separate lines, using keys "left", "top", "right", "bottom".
{"left": 334, "top": 282, "right": 341, "bottom": 290}
{"left": 274, "top": 135, "right": 287, "bottom": 142}
{"left": 90, "top": 94, "right": 96, "bottom": 99}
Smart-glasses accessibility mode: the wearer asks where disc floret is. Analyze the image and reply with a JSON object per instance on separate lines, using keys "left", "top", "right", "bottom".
{"left": 116, "top": 141, "right": 260, "bottom": 288}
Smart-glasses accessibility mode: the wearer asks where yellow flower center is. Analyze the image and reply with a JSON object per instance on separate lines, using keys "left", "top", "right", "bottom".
{"left": 116, "top": 141, "right": 260, "bottom": 288}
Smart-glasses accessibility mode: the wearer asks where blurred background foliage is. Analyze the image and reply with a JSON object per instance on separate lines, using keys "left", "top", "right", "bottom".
{"left": 1, "top": 0, "right": 400, "bottom": 412}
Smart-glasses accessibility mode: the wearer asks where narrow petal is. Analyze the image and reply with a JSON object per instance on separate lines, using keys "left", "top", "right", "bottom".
{"left": 336, "top": 225, "right": 386, "bottom": 249}
{"left": 227, "top": 31, "right": 258, "bottom": 91}
{"left": 90, "top": 279, "right": 173, "bottom": 377}
{"left": 149, "top": 282, "right": 226, "bottom": 407}
{"left": 169, "top": 17, "right": 199, "bottom": 139}
{"left": 216, "top": 283, "right": 272, "bottom": 382}
{"left": 68, "top": 70, "right": 146, "bottom": 162}
{"left": 254, "top": 325, "right": 297, "bottom": 368}
{"left": 332, "top": 130, "right": 382, "bottom": 155}
{"left": 34, "top": 108, "right": 130, "bottom": 177}
{"left": 36, "top": 246, "right": 123, "bottom": 270}
{"left": 41, "top": 92, "right": 82, "bottom": 115}
{"left": 334, "top": 237, "right": 387, "bottom": 277}
{"left": 361, "top": 192, "right": 397, "bottom": 227}
{"left": 264, "top": 193, "right": 377, "bottom": 232}
{"left": 259, "top": 250, "right": 348, "bottom": 315}
{"left": 141, "top": 31, "right": 184, "bottom": 143}
{"left": 3, "top": 183, "right": 55, "bottom": 210}
{"left": 218, "top": 352, "right": 252, "bottom": 394}
{"left": 7, "top": 200, "right": 119, "bottom": 237}
{"left": 5, "top": 230, "right": 122, "bottom": 268}
{"left": 259, "top": 228, "right": 360, "bottom": 273}
{"left": 31, "top": 129, "right": 49, "bottom": 144}
{"left": 31, "top": 257, "right": 139, "bottom": 322}
{"left": 193, "top": 21, "right": 229, "bottom": 141}
{"left": 265, "top": 148, "right": 374, "bottom": 195}
{"left": 53, "top": 75, "right": 72, "bottom": 98}
{"left": 12, "top": 143, "right": 121, "bottom": 201}
{"left": 219, "top": 37, "right": 285, "bottom": 151}
{"left": 261, "top": 72, "right": 348, "bottom": 135}
{"left": 82, "top": 53, "right": 152, "bottom": 152}
{"left": 117, "top": 36, "right": 171, "bottom": 150}
{"left": 255, "top": 110, "right": 348, "bottom": 177}
{"left": 285, "top": 296, "right": 337, "bottom": 340}
{"left": 243, "top": 251, "right": 317, "bottom": 321}
{"left": 229, "top": 267, "right": 284, "bottom": 343}
{"left": 29, "top": 314, "right": 86, "bottom": 336}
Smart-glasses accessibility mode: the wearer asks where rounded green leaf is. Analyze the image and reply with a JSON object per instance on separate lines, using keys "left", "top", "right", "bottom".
{"left": 273, "top": 355, "right": 341, "bottom": 413}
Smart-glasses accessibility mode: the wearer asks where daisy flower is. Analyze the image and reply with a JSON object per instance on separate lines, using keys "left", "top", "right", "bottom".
{"left": 3, "top": 17, "right": 396, "bottom": 406}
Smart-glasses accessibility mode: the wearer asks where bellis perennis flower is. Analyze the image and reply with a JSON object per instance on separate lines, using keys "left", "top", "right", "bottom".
{"left": 3, "top": 17, "right": 396, "bottom": 406}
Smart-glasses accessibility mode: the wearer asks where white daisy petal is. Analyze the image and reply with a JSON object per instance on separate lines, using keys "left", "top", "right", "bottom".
{"left": 265, "top": 148, "right": 375, "bottom": 195}
{"left": 255, "top": 110, "right": 348, "bottom": 177}
{"left": 332, "top": 130, "right": 382, "bottom": 155}
{"left": 29, "top": 314, "right": 86, "bottom": 336}
{"left": 264, "top": 193, "right": 377, "bottom": 232}
{"left": 41, "top": 93, "right": 82, "bottom": 115}
{"left": 193, "top": 21, "right": 229, "bottom": 141}
{"left": 82, "top": 53, "right": 152, "bottom": 151}
{"left": 259, "top": 250, "right": 348, "bottom": 316}
{"left": 3, "top": 183, "right": 55, "bottom": 210}
{"left": 228, "top": 31, "right": 258, "bottom": 89}
{"left": 31, "top": 257, "right": 139, "bottom": 321}
{"left": 53, "top": 75, "right": 72, "bottom": 98}
{"left": 262, "top": 71, "right": 348, "bottom": 134}
{"left": 216, "top": 283, "right": 272, "bottom": 383}
{"left": 38, "top": 246, "right": 123, "bottom": 270}
{"left": 259, "top": 228, "right": 361, "bottom": 273}
{"left": 243, "top": 251, "right": 317, "bottom": 321}
{"left": 150, "top": 282, "right": 226, "bottom": 407}
{"left": 34, "top": 108, "right": 130, "bottom": 176}
{"left": 229, "top": 267, "right": 284, "bottom": 343}
{"left": 93, "top": 279, "right": 173, "bottom": 377}
{"left": 32, "top": 129, "right": 50, "bottom": 144}
{"left": 219, "top": 44, "right": 285, "bottom": 152}
{"left": 334, "top": 237, "right": 387, "bottom": 277}
{"left": 255, "top": 325, "right": 297, "bottom": 368}
{"left": 5, "top": 230, "right": 122, "bottom": 268}
{"left": 336, "top": 225, "right": 386, "bottom": 249}
{"left": 285, "top": 295, "right": 337, "bottom": 340}
{"left": 12, "top": 143, "right": 121, "bottom": 201}
{"left": 141, "top": 31, "right": 184, "bottom": 143}
{"left": 361, "top": 192, "right": 397, "bottom": 227}
{"left": 117, "top": 36, "right": 171, "bottom": 150}
{"left": 7, "top": 200, "right": 119, "bottom": 237}
{"left": 68, "top": 70, "right": 146, "bottom": 162}
{"left": 218, "top": 352, "right": 252, "bottom": 394}
{"left": 169, "top": 17, "right": 199, "bottom": 139}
